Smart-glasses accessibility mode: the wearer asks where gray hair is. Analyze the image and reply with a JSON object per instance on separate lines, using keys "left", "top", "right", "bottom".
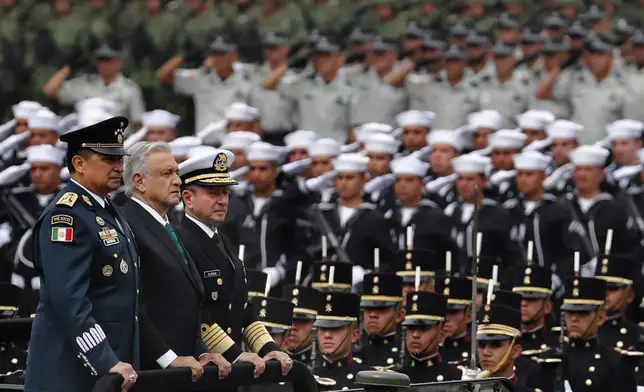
{"left": 123, "top": 141, "right": 172, "bottom": 197}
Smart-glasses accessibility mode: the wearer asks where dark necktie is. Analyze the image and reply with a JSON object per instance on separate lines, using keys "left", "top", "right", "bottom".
{"left": 164, "top": 223, "right": 188, "bottom": 264}
{"left": 212, "top": 232, "right": 234, "bottom": 268}
{"left": 104, "top": 199, "right": 124, "bottom": 232}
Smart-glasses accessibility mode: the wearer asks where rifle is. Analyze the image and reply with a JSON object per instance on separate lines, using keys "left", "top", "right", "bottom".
{"left": 311, "top": 207, "right": 353, "bottom": 264}
{"left": 558, "top": 196, "right": 597, "bottom": 261}
{"left": 622, "top": 189, "right": 644, "bottom": 236}
{"left": 470, "top": 185, "right": 481, "bottom": 371}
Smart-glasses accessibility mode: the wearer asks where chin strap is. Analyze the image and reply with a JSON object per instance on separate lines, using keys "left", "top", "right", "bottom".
{"left": 321, "top": 321, "right": 356, "bottom": 358}
{"left": 476, "top": 336, "right": 517, "bottom": 379}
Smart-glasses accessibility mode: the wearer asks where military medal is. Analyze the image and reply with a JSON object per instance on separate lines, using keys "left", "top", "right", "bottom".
{"left": 120, "top": 259, "right": 128, "bottom": 274}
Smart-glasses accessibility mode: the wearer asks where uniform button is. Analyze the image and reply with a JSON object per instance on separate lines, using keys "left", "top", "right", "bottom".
{"left": 342, "top": 387, "right": 349, "bottom": 390}
{"left": 437, "top": 375, "right": 444, "bottom": 381}
{"left": 346, "top": 374, "right": 353, "bottom": 380}
{"left": 617, "top": 341, "right": 624, "bottom": 348}
{"left": 386, "top": 358, "right": 394, "bottom": 365}
{"left": 585, "top": 379, "right": 592, "bottom": 386}
{"left": 135, "top": 316, "right": 138, "bottom": 322}
{"left": 83, "top": 363, "right": 87, "bottom": 367}
{"left": 229, "top": 304, "right": 232, "bottom": 310}
{"left": 595, "top": 354, "right": 601, "bottom": 359}
{"left": 227, "top": 327, "right": 232, "bottom": 334}
{"left": 128, "top": 239, "right": 131, "bottom": 243}
{"left": 620, "top": 328, "right": 628, "bottom": 335}
{"left": 244, "top": 303, "right": 248, "bottom": 309}
{"left": 136, "top": 289, "right": 139, "bottom": 295}
{"left": 11, "top": 358, "right": 17, "bottom": 364}
{"left": 589, "top": 366, "right": 595, "bottom": 372}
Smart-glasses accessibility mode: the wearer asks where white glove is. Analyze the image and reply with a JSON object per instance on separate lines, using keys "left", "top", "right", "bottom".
{"left": 0, "top": 221, "right": 12, "bottom": 248}
{"left": 263, "top": 266, "right": 284, "bottom": 288}
{"left": 581, "top": 257, "right": 597, "bottom": 277}
{"left": 551, "top": 273, "right": 565, "bottom": 298}
{"left": 363, "top": 173, "right": 395, "bottom": 195}
{"left": 461, "top": 367, "right": 481, "bottom": 380}
{"left": 564, "top": 380, "right": 573, "bottom": 392}
{"left": 304, "top": 170, "right": 337, "bottom": 192}
{"left": 0, "top": 119, "right": 16, "bottom": 142}
{"left": 281, "top": 158, "right": 311, "bottom": 176}
{"left": 352, "top": 265, "right": 366, "bottom": 287}
{"left": 0, "top": 132, "right": 30, "bottom": 156}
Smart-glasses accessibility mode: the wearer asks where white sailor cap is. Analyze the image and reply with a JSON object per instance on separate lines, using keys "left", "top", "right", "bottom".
{"left": 284, "top": 130, "right": 318, "bottom": 151}
{"left": 355, "top": 122, "right": 394, "bottom": 142}
{"left": 12, "top": 101, "right": 43, "bottom": 119}
{"left": 488, "top": 129, "right": 527, "bottom": 150}
{"left": 187, "top": 145, "right": 218, "bottom": 160}
{"left": 364, "top": 133, "right": 399, "bottom": 155}
{"left": 179, "top": 149, "right": 237, "bottom": 186}
{"left": 77, "top": 109, "right": 114, "bottom": 129}
{"left": 25, "top": 144, "right": 66, "bottom": 166}
{"left": 468, "top": 110, "right": 504, "bottom": 130}
{"left": 396, "top": 110, "right": 435, "bottom": 128}
{"left": 246, "top": 141, "right": 282, "bottom": 162}
{"left": 428, "top": 129, "right": 463, "bottom": 151}
{"left": 308, "top": 138, "right": 342, "bottom": 158}
{"left": 452, "top": 153, "right": 492, "bottom": 174}
{"left": 638, "top": 148, "right": 644, "bottom": 164}
{"left": 220, "top": 131, "right": 261, "bottom": 150}
{"left": 512, "top": 151, "right": 551, "bottom": 171}
{"left": 169, "top": 136, "right": 202, "bottom": 158}
{"left": 569, "top": 145, "right": 609, "bottom": 167}
{"left": 516, "top": 110, "right": 555, "bottom": 130}
{"left": 28, "top": 109, "right": 60, "bottom": 132}
{"left": 141, "top": 110, "right": 180, "bottom": 129}
{"left": 546, "top": 120, "right": 583, "bottom": 140}
{"left": 74, "top": 97, "right": 117, "bottom": 115}
{"left": 225, "top": 102, "right": 259, "bottom": 122}
{"left": 607, "top": 119, "right": 644, "bottom": 141}
{"left": 332, "top": 153, "right": 370, "bottom": 173}
{"left": 391, "top": 156, "right": 429, "bottom": 177}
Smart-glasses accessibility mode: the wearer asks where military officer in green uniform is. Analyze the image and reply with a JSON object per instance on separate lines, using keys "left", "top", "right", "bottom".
{"left": 358, "top": 273, "right": 404, "bottom": 368}
{"left": 372, "top": 0, "right": 408, "bottom": 38}
{"left": 312, "top": 291, "right": 372, "bottom": 390}
{"left": 75, "top": 0, "right": 117, "bottom": 48}
{"left": 252, "top": 0, "right": 307, "bottom": 47}
{"left": 175, "top": 0, "right": 230, "bottom": 68}
{"left": 281, "top": 284, "right": 321, "bottom": 364}
{"left": 399, "top": 291, "right": 462, "bottom": 383}
{"left": 303, "top": 0, "right": 352, "bottom": 39}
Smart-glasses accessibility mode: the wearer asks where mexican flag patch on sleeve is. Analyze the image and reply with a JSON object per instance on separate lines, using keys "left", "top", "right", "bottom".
{"left": 51, "top": 227, "right": 73, "bottom": 242}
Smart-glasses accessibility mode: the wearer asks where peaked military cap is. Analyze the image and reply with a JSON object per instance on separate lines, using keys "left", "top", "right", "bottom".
{"left": 95, "top": 44, "right": 121, "bottom": 60}
{"left": 311, "top": 261, "right": 352, "bottom": 290}
{"left": 444, "top": 44, "right": 467, "bottom": 60}
{"left": 402, "top": 291, "right": 447, "bottom": 327}
{"left": 587, "top": 34, "right": 614, "bottom": 53}
{"left": 314, "top": 292, "right": 361, "bottom": 328}
{"left": 595, "top": 254, "right": 634, "bottom": 288}
{"left": 477, "top": 304, "right": 521, "bottom": 341}
{"left": 582, "top": 5, "right": 606, "bottom": 22}
{"left": 313, "top": 36, "right": 342, "bottom": 54}
{"left": 348, "top": 27, "right": 376, "bottom": 43}
{"left": 511, "top": 264, "right": 552, "bottom": 299}
{"left": 178, "top": 149, "right": 238, "bottom": 186}
{"left": 567, "top": 21, "right": 588, "bottom": 38}
{"left": 544, "top": 12, "right": 569, "bottom": 30}
{"left": 435, "top": 275, "right": 472, "bottom": 310}
{"left": 422, "top": 37, "right": 446, "bottom": 51}
{"left": 395, "top": 249, "right": 439, "bottom": 283}
{"left": 561, "top": 277, "right": 606, "bottom": 312}
{"left": 466, "top": 31, "right": 491, "bottom": 46}
{"left": 542, "top": 37, "right": 570, "bottom": 53}
{"left": 263, "top": 31, "right": 290, "bottom": 47}
{"left": 360, "top": 273, "right": 403, "bottom": 307}
{"left": 60, "top": 116, "right": 128, "bottom": 156}
{"left": 250, "top": 296, "right": 295, "bottom": 333}
{"left": 521, "top": 28, "right": 542, "bottom": 44}
{"left": 632, "top": 30, "right": 644, "bottom": 46}
{"left": 0, "top": 283, "right": 21, "bottom": 318}
{"left": 492, "top": 289, "right": 522, "bottom": 310}
{"left": 405, "top": 21, "right": 427, "bottom": 39}
{"left": 467, "top": 259, "right": 500, "bottom": 290}
{"left": 498, "top": 13, "right": 521, "bottom": 30}
{"left": 246, "top": 269, "right": 268, "bottom": 297}
{"left": 372, "top": 36, "right": 399, "bottom": 52}
{"left": 209, "top": 36, "right": 237, "bottom": 53}
{"left": 450, "top": 21, "right": 471, "bottom": 38}
{"left": 282, "top": 284, "right": 321, "bottom": 320}
{"left": 492, "top": 41, "right": 516, "bottom": 57}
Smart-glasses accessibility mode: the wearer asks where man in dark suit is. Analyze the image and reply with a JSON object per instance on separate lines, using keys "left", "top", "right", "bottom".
{"left": 177, "top": 149, "right": 293, "bottom": 376}
{"left": 25, "top": 117, "right": 159, "bottom": 392}
{"left": 120, "top": 141, "right": 231, "bottom": 379}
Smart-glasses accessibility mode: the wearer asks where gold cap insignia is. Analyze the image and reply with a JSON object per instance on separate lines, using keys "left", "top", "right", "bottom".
{"left": 214, "top": 152, "right": 228, "bottom": 172}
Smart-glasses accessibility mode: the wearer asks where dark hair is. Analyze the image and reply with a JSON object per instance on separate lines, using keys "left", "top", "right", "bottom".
{"left": 66, "top": 148, "right": 95, "bottom": 173}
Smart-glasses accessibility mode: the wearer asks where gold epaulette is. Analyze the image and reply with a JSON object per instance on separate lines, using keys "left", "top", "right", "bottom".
{"left": 56, "top": 192, "right": 78, "bottom": 207}
{"left": 243, "top": 321, "right": 275, "bottom": 353}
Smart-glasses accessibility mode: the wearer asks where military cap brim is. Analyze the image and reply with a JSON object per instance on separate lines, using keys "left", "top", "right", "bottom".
{"left": 477, "top": 333, "right": 515, "bottom": 341}
{"left": 360, "top": 299, "right": 400, "bottom": 308}
{"left": 513, "top": 290, "right": 550, "bottom": 300}
{"left": 179, "top": 150, "right": 238, "bottom": 187}
{"left": 447, "top": 303, "right": 469, "bottom": 311}
{"left": 314, "top": 318, "right": 354, "bottom": 329}
{"left": 95, "top": 45, "right": 121, "bottom": 60}
{"left": 293, "top": 311, "right": 317, "bottom": 321}
{"left": 266, "top": 326, "right": 289, "bottom": 334}
{"left": 60, "top": 116, "right": 129, "bottom": 156}
{"left": 400, "top": 275, "right": 433, "bottom": 284}
{"left": 561, "top": 302, "right": 601, "bottom": 312}
{"left": 401, "top": 317, "right": 441, "bottom": 327}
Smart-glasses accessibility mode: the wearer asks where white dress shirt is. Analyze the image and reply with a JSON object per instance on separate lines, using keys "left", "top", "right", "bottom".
{"left": 71, "top": 179, "right": 105, "bottom": 207}
{"left": 185, "top": 214, "right": 218, "bottom": 238}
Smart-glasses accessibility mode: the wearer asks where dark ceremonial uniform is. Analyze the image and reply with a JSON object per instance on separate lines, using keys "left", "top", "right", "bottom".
{"left": 503, "top": 194, "right": 576, "bottom": 274}
{"left": 0, "top": 283, "right": 26, "bottom": 384}
{"left": 561, "top": 277, "right": 637, "bottom": 392}
{"left": 395, "top": 249, "right": 441, "bottom": 293}
{"left": 400, "top": 291, "right": 461, "bottom": 383}
{"left": 425, "top": 176, "right": 458, "bottom": 210}
{"left": 436, "top": 276, "right": 473, "bottom": 364}
{"left": 441, "top": 332, "right": 471, "bottom": 364}
{"left": 365, "top": 183, "right": 397, "bottom": 213}
{"left": 358, "top": 273, "right": 404, "bottom": 368}
{"left": 24, "top": 118, "right": 162, "bottom": 392}
{"left": 444, "top": 198, "right": 524, "bottom": 275}
{"left": 246, "top": 269, "right": 268, "bottom": 298}
{"left": 316, "top": 201, "right": 397, "bottom": 271}
{"left": 177, "top": 152, "right": 279, "bottom": 361}
{"left": 281, "top": 285, "right": 320, "bottom": 366}
{"left": 313, "top": 292, "right": 373, "bottom": 390}
{"left": 309, "top": 261, "right": 353, "bottom": 292}
{"left": 600, "top": 316, "right": 640, "bottom": 352}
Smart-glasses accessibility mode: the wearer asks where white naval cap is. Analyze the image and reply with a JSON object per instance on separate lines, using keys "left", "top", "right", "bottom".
{"left": 141, "top": 110, "right": 180, "bottom": 129}
{"left": 28, "top": 108, "right": 60, "bottom": 132}
{"left": 569, "top": 145, "right": 609, "bottom": 167}
{"left": 355, "top": 122, "right": 394, "bottom": 142}
{"left": 391, "top": 156, "right": 430, "bottom": 177}
{"left": 396, "top": 110, "right": 435, "bottom": 128}
{"left": 364, "top": 133, "right": 399, "bottom": 155}
{"left": 76, "top": 109, "right": 113, "bottom": 129}
{"left": 308, "top": 138, "right": 342, "bottom": 158}
{"left": 169, "top": 136, "right": 202, "bottom": 157}
{"left": 516, "top": 110, "right": 555, "bottom": 130}
{"left": 512, "top": 151, "right": 551, "bottom": 171}
{"left": 427, "top": 129, "right": 463, "bottom": 151}
{"left": 546, "top": 120, "right": 583, "bottom": 140}
{"left": 488, "top": 129, "right": 527, "bottom": 150}
{"left": 638, "top": 148, "right": 644, "bottom": 164}
{"left": 284, "top": 130, "right": 318, "bottom": 151}
{"left": 332, "top": 153, "right": 370, "bottom": 173}
{"left": 607, "top": 119, "right": 644, "bottom": 141}
{"left": 187, "top": 145, "right": 218, "bottom": 160}
{"left": 246, "top": 141, "right": 283, "bottom": 162}
{"left": 452, "top": 153, "right": 492, "bottom": 174}
{"left": 225, "top": 102, "right": 259, "bottom": 122}
{"left": 74, "top": 97, "right": 117, "bottom": 116}
{"left": 12, "top": 101, "right": 43, "bottom": 119}
{"left": 468, "top": 110, "right": 504, "bottom": 130}
{"left": 220, "top": 131, "right": 261, "bottom": 150}
{"left": 25, "top": 144, "right": 66, "bottom": 166}
{"left": 179, "top": 149, "right": 237, "bottom": 186}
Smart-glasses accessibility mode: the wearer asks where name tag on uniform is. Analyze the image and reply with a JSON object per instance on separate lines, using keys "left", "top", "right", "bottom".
{"left": 204, "top": 269, "right": 221, "bottom": 279}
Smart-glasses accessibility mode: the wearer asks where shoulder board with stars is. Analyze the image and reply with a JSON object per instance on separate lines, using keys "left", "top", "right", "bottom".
{"left": 56, "top": 192, "right": 78, "bottom": 207}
